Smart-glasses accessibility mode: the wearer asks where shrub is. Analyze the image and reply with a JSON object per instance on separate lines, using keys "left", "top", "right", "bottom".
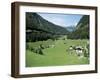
{"left": 37, "top": 48, "right": 44, "bottom": 55}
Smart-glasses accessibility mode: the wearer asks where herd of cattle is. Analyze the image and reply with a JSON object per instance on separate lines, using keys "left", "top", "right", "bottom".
{"left": 27, "top": 41, "right": 89, "bottom": 59}
{"left": 68, "top": 45, "right": 89, "bottom": 59}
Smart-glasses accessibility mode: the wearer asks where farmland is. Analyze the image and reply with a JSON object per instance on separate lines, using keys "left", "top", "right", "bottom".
{"left": 26, "top": 39, "right": 89, "bottom": 67}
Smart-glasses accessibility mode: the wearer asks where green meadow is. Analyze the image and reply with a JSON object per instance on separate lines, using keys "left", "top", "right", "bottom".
{"left": 26, "top": 39, "right": 89, "bottom": 67}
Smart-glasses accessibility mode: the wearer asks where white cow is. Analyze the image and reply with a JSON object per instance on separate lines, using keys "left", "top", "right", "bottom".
{"left": 75, "top": 46, "right": 83, "bottom": 55}
{"left": 68, "top": 45, "right": 84, "bottom": 58}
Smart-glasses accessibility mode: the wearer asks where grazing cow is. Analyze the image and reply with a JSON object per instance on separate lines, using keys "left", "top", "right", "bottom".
{"left": 67, "top": 45, "right": 76, "bottom": 54}
{"left": 68, "top": 44, "right": 89, "bottom": 59}
{"left": 75, "top": 46, "right": 83, "bottom": 57}
{"left": 68, "top": 45, "right": 84, "bottom": 58}
{"left": 68, "top": 46, "right": 74, "bottom": 54}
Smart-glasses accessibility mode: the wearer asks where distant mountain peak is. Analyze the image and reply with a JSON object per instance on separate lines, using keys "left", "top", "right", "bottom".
{"left": 66, "top": 26, "right": 76, "bottom": 32}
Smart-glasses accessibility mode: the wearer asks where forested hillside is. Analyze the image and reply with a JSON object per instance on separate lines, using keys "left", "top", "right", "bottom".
{"left": 26, "top": 13, "right": 69, "bottom": 42}
{"left": 67, "top": 15, "right": 89, "bottom": 39}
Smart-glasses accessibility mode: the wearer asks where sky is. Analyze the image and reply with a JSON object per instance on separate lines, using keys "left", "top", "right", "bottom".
{"left": 38, "top": 13, "right": 83, "bottom": 27}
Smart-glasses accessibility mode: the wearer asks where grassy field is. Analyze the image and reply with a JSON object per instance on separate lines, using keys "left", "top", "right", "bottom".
{"left": 26, "top": 39, "right": 89, "bottom": 67}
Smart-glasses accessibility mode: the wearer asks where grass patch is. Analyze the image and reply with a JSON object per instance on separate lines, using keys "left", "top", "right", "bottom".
{"left": 26, "top": 39, "right": 89, "bottom": 67}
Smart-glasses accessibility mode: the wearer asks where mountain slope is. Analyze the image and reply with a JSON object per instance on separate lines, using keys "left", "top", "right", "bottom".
{"left": 26, "top": 13, "right": 69, "bottom": 42}
{"left": 26, "top": 13, "right": 69, "bottom": 35}
{"left": 67, "top": 15, "right": 89, "bottom": 39}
